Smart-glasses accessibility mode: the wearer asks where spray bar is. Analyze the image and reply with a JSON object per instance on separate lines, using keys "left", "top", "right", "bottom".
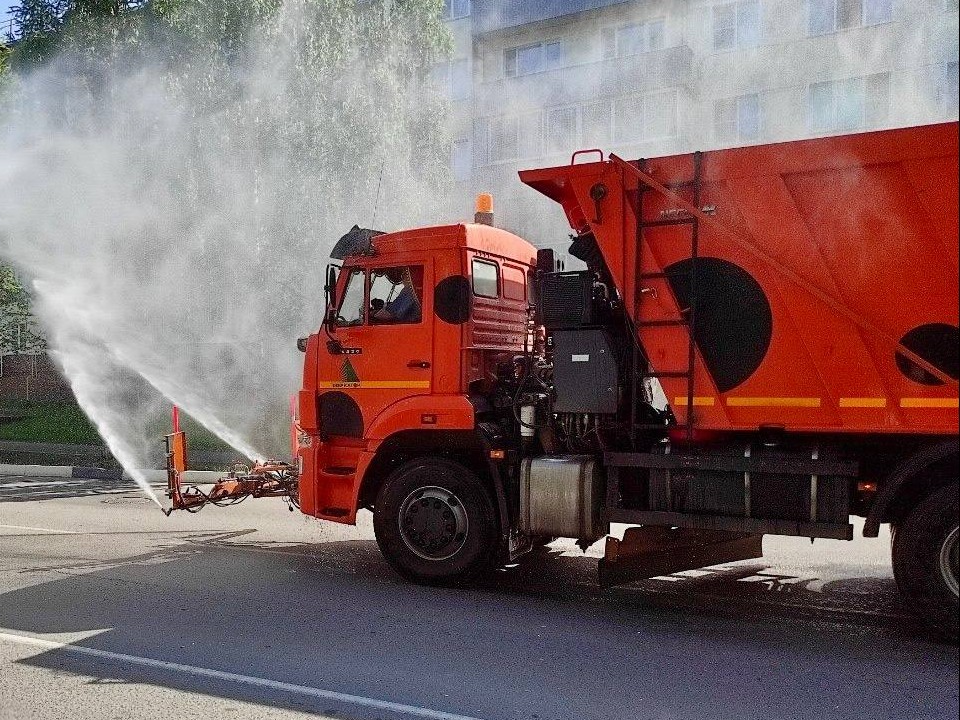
{"left": 163, "top": 408, "right": 299, "bottom": 515}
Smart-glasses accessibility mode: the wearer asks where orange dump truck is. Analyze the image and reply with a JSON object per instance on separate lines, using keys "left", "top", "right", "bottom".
{"left": 167, "top": 122, "right": 959, "bottom": 637}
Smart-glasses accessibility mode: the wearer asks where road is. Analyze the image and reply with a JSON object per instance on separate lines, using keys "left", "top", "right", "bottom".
{"left": 0, "top": 474, "right": 957, "bottom": 720}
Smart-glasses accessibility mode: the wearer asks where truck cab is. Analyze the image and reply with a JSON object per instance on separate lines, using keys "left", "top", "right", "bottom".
{"left": 296, "top": 220, "right": 537, "bottom": 534}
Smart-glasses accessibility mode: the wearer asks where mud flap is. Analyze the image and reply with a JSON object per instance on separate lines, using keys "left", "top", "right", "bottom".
{"left": 598, "top": 526, "right": 764, "bottom": 589}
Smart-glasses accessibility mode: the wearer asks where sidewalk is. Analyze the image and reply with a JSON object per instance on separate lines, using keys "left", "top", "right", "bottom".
{"left": 0, "top": 440, "right": 239, "bottom": 482}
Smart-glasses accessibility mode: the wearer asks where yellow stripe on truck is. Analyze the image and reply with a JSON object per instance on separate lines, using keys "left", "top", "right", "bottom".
{"left": 319, "top": 381, "right": 431, "bottom": 390}
{"left": 673, "top": 397, "right": 716, "bottom": 407}
{"left": 726, "top": 397, "right": 822, "bottom": 408}
{"left": 900, "top": 398, "right": 960, "bottom": 409}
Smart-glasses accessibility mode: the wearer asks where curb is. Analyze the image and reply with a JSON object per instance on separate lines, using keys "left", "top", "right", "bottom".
{"left": 0, "top": 464, "right": 225, "bottom": 483}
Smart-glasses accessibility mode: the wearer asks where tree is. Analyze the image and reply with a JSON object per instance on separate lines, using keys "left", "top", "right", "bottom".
{"left": 0, "top": 0, "right": 451, "bottom": 451}
{"left": 7, "top": 0, "right": 68, "bottom": 66}
{"left": 0, "top": 264, "right": 45, "bottom": 354}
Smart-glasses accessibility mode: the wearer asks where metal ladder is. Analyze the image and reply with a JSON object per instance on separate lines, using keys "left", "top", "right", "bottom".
{"left": 630, "top": 151, "right": 704, "bottom": 446}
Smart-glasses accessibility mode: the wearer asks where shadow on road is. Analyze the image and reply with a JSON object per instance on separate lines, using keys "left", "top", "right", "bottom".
{"left": 0, "top": 476, "right": 148, "bottom": 503}
{"left": 0, "top": 530, "right": 957, "bottom": 720}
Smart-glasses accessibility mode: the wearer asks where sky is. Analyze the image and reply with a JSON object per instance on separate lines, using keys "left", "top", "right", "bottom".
{"left": 2, "top": 2, "right": 15, "bottom": 30}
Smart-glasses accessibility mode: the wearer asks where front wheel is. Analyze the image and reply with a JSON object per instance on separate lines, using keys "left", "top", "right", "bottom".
{"left": 892, "top": 482, "right": 959, "bottom": 641}
{"left": 373, "top": 458, "right": 497, "bottom": 585}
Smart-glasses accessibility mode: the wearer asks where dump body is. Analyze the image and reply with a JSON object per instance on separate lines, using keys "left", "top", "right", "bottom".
{"left": 521, "top": 122, "right": 959, "bottom": 435}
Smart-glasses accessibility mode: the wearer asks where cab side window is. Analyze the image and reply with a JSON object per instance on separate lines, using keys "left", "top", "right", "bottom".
{"left": 336, "top": 269, "right": 366, "bottom": 327}
{"left": 370, "top": 266, "right": 424, "bottom": 325}
{"left": 472, "top": 259, "right": 499, "bottom": 298}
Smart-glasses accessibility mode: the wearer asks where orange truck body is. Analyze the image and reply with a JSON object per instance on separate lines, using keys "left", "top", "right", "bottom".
{"left": 521, "top": 121, "right": 959, "bottom": 436}
{"left": 294, "top": 123, "right": 957, "bottom": 533}
{"left": 249, "top": 123, "right": 954, "bottom": 614}
{"left": 170, "top": 123, "right": 957, "bottom": 633}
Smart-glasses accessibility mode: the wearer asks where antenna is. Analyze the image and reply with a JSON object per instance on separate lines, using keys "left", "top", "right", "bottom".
{"left": 371, "top": 161, "right": 386, "bottom": 229}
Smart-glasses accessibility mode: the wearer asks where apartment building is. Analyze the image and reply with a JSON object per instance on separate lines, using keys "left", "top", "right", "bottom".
{"left": 437, "top": 0, "right": 959, "bottom": 261}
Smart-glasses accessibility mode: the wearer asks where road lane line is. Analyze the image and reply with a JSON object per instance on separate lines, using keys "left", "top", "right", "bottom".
{"left": 0, "top": 524, "right": 79, "bottom": 534}
{"left": 0, "top": 630, "right": 486, "bottom": 720}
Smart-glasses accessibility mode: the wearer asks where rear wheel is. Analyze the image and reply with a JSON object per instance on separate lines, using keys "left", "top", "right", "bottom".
{"left": 892, "top": 482, "right": 959, "bottom": 641}
{"left": 373, "top": 458, "right": 497, "bottom": 585}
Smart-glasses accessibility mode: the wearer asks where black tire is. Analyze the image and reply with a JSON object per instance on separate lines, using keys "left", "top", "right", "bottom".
{"left": 373, "top": 457, "right": 497, "bottom": 585}
{"left": 892, "top": 482, "right": 959, "bottom": 641}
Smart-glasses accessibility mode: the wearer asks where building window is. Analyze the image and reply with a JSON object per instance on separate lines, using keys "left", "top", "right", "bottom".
{"left": 546, "top": 106, "right": 579, "bottom": 154}
{"left": 614, "top": 91, "right": 679, "bottom": 143}
{"left": 713, "top": 1, "right": 761, "bottom": 51}
{"left": 431, "top": 59, "right": 470, "bottom": 101}
{"left": 452, "top": 139, "right": 472, "bottom": 181}
{"left": 942, "top": 61, "right": 959, "bottom": 113}
{"left": 809, "top": 0, "right": 893, "bottom": 35}
{"left": 715, "top": 94, "right": 762, "bottom": 143}
{"left": 644, "top": 90, "right": 679, "bottom": 139}
{"left": 807, "top": 73, "right": 890, "bottom": 132}
{"left": 489, "top": 116, "right": 519, "bottom": 162}
{"left": 505, "top": 41, "right": 564, "bottom": 77}
{"left": 601, "top": 19, "right": 666, "bottom": 59}
{"left": 443, "top": 0, "right": 471, "bottom": 21}
{"left": 487, "top": 112, "right": 543, "bottom": 162}
{"left": 450, "top": 58, "right": 470, "bottom": 100}
{"left": 582, "top": 101, "right": 614, "bottom": 146}
{"left": 518, "top": 112, "right": 543, "bottom": 158}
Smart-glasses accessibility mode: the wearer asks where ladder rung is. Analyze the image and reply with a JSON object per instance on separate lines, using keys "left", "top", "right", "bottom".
{"left": 638, "top": 318, "right": 688, "bottom": 328}
{"left": 647, "top": 371, "right": 693, "bottom": 379}
{"left": 640, "top": 217, "right": 697, "bottom": 228}
{"left": 638, "top": 179, "right": 698, "bottom": 193}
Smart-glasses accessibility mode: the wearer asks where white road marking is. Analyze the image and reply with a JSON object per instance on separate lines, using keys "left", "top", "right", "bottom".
{"left": 0, "top": 630, "right": 486, "bottom": 720}
{"left": 0, "top": 524, "right": 79, "bottom": 534}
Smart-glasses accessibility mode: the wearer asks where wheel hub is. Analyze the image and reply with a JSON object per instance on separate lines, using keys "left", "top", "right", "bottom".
{"left": 940, "top": 526, "right": 959, "bottom": 599}
{"left": 398, "top": 486, "right": 469, "bottom": 561}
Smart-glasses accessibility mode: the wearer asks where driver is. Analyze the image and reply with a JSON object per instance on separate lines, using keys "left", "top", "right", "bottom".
{"left": 373, "top": 268, "right": 421, "bottom": 324}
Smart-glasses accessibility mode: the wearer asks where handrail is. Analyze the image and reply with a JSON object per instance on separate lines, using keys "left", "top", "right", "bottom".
{"left": 571, "top": 149, "right": 604, "bottom": 165}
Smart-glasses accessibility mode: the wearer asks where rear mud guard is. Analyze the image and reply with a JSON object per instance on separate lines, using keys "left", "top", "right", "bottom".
{"left": 599, "top": 526, "right": 764, "bottom": 589}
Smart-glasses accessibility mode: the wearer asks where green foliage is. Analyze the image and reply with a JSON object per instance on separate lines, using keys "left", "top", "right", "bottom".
{"left": 1, "top": 0, "right": 450, "bottom": 364}
{"left": 0, "top": 399, "right": 233, "bottom": 450}
{"left": 0, "top": 264, "right": 45, "bottom": 353}
{"left": 0, "top": 400, "right": 102, "bottom": 444}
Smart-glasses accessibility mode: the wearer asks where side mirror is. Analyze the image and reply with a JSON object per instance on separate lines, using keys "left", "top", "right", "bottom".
{"left": 324, "top": 265, "right": 339, "bottom": 332}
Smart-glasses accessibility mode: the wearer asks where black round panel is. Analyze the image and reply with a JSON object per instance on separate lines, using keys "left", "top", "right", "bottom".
{"left": 434, "top": 275, "right": 472, "bottom": 325}
{"left": 896, "top": 323, "right": 960, "bottom": 386}
{"left": 319, "top": 391, "right": 364, "bottom": 438}
{"left": 665, "top": 257, "right": 773, "bottom": 393}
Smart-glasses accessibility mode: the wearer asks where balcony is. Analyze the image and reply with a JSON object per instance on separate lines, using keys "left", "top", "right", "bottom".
{"left": 476, "top": 44, "right": 694, "bottom": 108}
{"left": 473, "top": 0, "right": 636, "bottom": 35}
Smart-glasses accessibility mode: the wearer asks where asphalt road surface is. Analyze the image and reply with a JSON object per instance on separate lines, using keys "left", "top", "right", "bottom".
{"left": 0, "top": 474, "right": 957, "bottom": 720}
